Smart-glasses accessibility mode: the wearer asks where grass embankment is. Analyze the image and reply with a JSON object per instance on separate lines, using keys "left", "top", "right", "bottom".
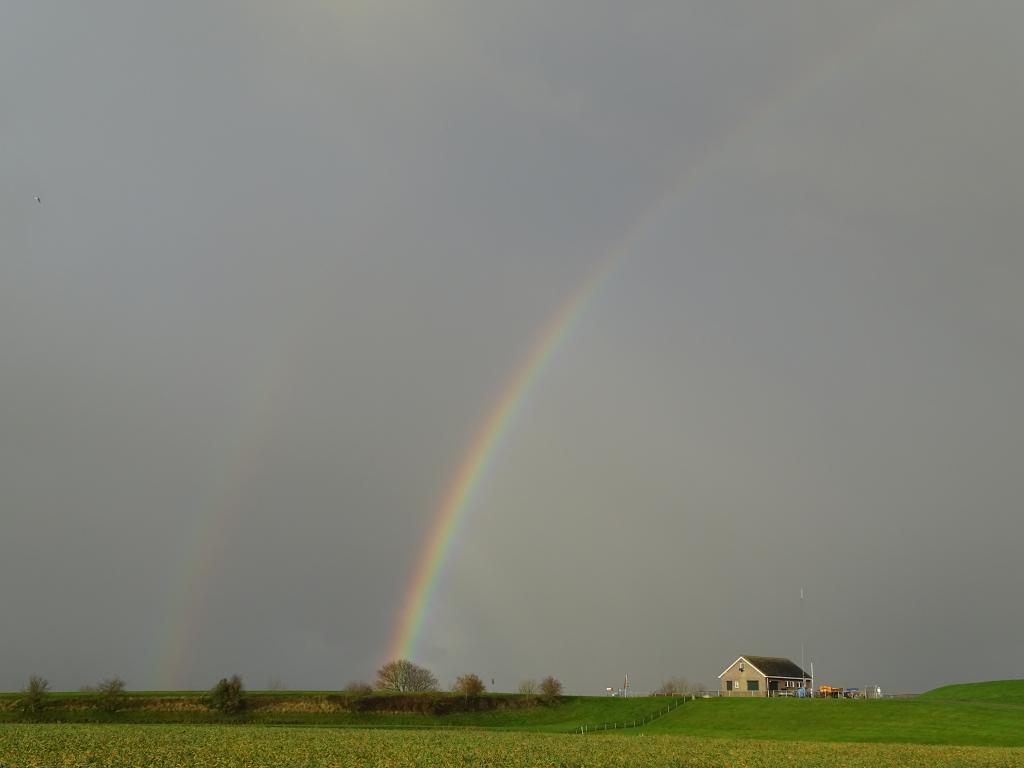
{"left": 3, "top": 680, "right": 1022, "bottom": 748}
{"left": 643, "top": 681, "right": 1024, "bottom": 747}
{"left": 919, "top": 680, "right": 1024, "bottom": 706}
{"left": 4, "top": 725, "right": 1023, "bottom": 768}
{"left": 0, "top": 691, "right": 677, "bottom": 732}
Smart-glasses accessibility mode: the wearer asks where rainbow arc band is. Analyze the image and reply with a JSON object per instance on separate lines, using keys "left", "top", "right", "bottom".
{"left": 154, "top": 5, "right": 894, "bottom": 685}
{"left": 381, "top": 7, "right": 896, "bottom": 661}
{"left": 385, "top": 260, "right": 615, "bottom": 662}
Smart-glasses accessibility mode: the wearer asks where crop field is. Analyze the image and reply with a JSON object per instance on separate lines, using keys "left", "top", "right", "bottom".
{"left": 3, "top": 724, "right": 1024, "bottom": 768}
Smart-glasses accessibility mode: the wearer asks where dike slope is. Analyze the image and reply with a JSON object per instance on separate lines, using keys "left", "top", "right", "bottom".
{"left": 642, "top": 693, "right": 1024, "bottom": 747}
{"left": 918, "top": 679, "right": 1024, "bottom": 706}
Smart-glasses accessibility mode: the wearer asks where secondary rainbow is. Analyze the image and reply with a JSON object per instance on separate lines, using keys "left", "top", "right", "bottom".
{"left": 151, "top": 3, "right": 895, "bottom": 685}
{"left": 386, "top": 258, "right": 616, "bottom": 662}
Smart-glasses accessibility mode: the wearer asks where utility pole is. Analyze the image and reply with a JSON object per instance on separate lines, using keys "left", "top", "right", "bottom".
{"left": 800, "top": 587, "right": 807, "bottom": 692}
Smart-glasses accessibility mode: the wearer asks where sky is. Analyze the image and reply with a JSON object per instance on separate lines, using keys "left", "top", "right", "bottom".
{"left": 2, "top": 1, "right": 1022, "bottom": 695}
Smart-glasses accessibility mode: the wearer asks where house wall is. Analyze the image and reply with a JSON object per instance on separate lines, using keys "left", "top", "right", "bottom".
{"left": 766, "top": 677, "right": 805, "bottom": 692}
{"left": 718, "top": 658, "right": 767, "bottom": 696}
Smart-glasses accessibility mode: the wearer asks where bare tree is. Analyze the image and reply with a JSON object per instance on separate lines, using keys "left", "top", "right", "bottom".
{"left": 539, "top": 676, "right": 563, "bottom": 702}
{"left": 657, "top": 676, "right": 705, "bottom": 696}
{"left": 452, "top": 673, "right": 486, "bottom": 701}
{"left": 518, "top": 679, "right": 538, "bottom": 695}
{"left": 375, "top": 659, "right": 438, "bottom": 692}
{"left": 19, "top": 676, "right": 49, "bottom": 715}
{"left": 656, "top": 677, "right": 683, "bottom": 695}
{"left": 96, "top": 677, "right": 127, "bottom": 712}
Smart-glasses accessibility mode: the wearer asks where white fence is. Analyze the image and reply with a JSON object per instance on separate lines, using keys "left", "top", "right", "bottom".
{"left": 694, "top": 689, "right": 915, "bottom": 700}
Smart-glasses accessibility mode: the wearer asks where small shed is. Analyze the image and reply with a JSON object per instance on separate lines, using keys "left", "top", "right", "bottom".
{"left": 718, "top": 655, "right": 809, "bottom": 697}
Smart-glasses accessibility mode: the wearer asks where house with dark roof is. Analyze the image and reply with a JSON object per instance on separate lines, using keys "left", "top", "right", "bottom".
{"left": 718, "top": 655, "right": 810, "bottom": 697}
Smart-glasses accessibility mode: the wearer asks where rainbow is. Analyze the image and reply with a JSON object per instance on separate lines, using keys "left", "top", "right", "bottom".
{"left": 380, "top": 5, "right": 902, "bottom": 663}
{"left": 156, "top": 323, "right": 299, "bottom": 688}
{"left": 153, "top": 3, "right": 899, "bottom": 687}
{"left": 385, "top": 258, "right": 617, "bottom": 662}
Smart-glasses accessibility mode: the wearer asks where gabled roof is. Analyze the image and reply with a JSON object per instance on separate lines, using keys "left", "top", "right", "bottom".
{"left": 718, "top": 655, "right": 809, "bottom": 679}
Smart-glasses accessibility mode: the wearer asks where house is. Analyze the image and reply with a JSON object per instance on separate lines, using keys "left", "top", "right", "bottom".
{"left": 718, "top": 655, "right": 809, "bottom": 697}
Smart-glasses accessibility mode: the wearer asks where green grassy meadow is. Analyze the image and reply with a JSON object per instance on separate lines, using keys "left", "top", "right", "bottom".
{"left": 5, "top": 682, "right": 1024, "bottom": 745}
{"left": 2, "top": 681, "right": 1023, "bottom": 766}
{"left": 919, "top": 680, "right": 1024, "bottom": 706}
{"left": 644, "top": 695, "right": 1024, "bottom": 746}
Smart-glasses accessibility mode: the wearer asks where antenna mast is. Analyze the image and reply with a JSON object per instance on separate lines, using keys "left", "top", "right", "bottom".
{"left": 800, "top": 587, "right": 807, "bottom": 691}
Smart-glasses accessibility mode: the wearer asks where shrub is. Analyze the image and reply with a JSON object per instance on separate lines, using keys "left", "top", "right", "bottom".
{"left": 453, "top": 673, "right": 486, "bottom": 703}
{"left": 208, "top": 675, "right": 246, "bottom": 714}
{"left": 18, "top": 675, "right": 49, "bottom": 715}
{"left": 343, "top": 681, "right": 373, "bottom": 696}
{"left": 96, "top": 677, "right": 128, "bottom": 712}
{"left": 539, "top": 676, "right": 563, "bottom": 702}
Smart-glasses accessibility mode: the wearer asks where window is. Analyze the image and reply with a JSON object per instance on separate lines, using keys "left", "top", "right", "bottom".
{"left": 747, "top": 679, "right": 759, "bottom": 691}
{"left": 726, "top": 680, "right": 734, "bottom": 691}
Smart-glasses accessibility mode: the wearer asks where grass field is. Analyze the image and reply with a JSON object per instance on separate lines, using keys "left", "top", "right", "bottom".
{"left": 644, "top": 696, "right": 1024, "bottom": 746}
{"left": 8, "top": 684, "right": 1024, "bottom": 745}
{"left": 3, "top": 724, "right": 1024, "bottom": 768}
{"left": 6, "top": 683, "right": 1024, "bottom": 745}
{"left": 919, "top": 680, "right": 1024, "bottom": 706}
{"left": 3, "top": 681, "right": 1023, "bottom": 765}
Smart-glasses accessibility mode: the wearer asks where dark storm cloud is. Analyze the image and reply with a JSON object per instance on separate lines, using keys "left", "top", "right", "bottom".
{"left": 2, "top": 2, "right": 1021, "bottom": 694}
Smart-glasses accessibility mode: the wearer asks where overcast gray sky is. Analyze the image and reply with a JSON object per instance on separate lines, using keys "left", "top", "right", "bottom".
{"left": 2, "top": 1, "right": 1022, "bottom": 694}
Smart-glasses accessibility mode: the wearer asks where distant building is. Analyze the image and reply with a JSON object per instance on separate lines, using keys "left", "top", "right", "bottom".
{"left": 718, "top": 655, "right": 809, "bottom": 697}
